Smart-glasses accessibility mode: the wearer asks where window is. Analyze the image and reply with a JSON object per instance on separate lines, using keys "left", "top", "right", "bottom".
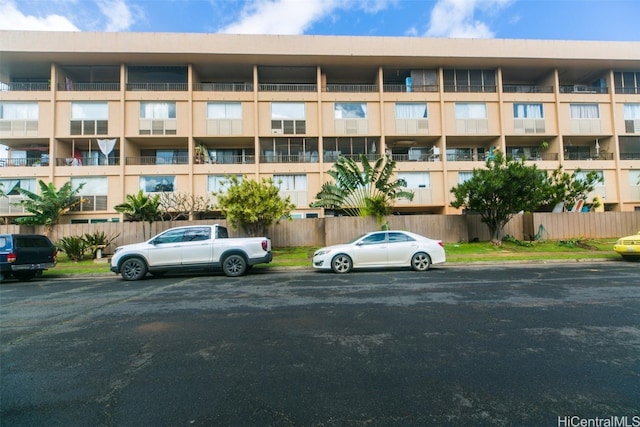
{"left": 455, "top": 103, "right": 487, "bottom": 119}
{"left": 208, "top": 175, "right": 242, "bottom": 192}
{"left": 513, "top": 103, "right": 543, "bottom": 118}
{"left": 0, "top": 102, "right": 38, "bottom": 119}
{"left": 140, "top": 175, "right": 175, "bottom": 193}
{"left": 443, "top": 69, "right": 496, "bottom": 92}
{"left": 71, "top": 102, "right": 108, "bottom": 119}
{"left": 624, "top": 104, "right": 640, "bottom": 119}
{"left": 388, "top": 232, "right": 415, "bottom": 243}
{"left": 140, "top": 102, "right": 176, "bottom": 119}
{"left": 154, "top": 228, "right": 187, "bottom": 244}
{"left": 576, "top": 170, "right": 604, "bottom": 187}
{"left": 207, "top": 102, "right": 241, "bottom": 119}
{"left": 70, "top": 177, "right": 107, "bottom": 195}
{"left": 0, "top": 178, "right": 36, "bottom": 195}
{"left": 335, "top": 103, "right": 367, "bottom": 119}
{"left": 395, "top": 103, "right": 427, "bottom": 119}
{"left": 271, "top": 102, "right": 306, "bottom": 134}
{"left": 397, "top": 172, "right": 431, "bottom": 189}
{"left": 274, "top": 174, "right": 307, "bottom": 191}
{"left": 361, "top": 233, "right": 386, "bottom": 245}
{"left": 70, "top": 177, "right": 108, "bottom": 211}
{"left": 272, "top": 103, "right": 305, "bottom": 119}
{"left": 570, "top": 104, "right": 599, "bottom": 119}
{"left": 614, "top": 71, "right": 640, "bottom": 94}
{"left": 458, "top": 171, "right": 474, "bottom": 184}
{"left": 183, "top": 227, "right": 211, "bottom": 242}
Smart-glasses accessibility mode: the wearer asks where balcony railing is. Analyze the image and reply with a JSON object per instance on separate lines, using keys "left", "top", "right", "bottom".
{"left": 324, "top": 84, "right": 379, "bottom": 93}
{"left": 260, "top": 154, "right": 319, "bottom": 163}
{"left": 57, "top": 82, "right": 120, "bottom": 91}
{"left": 1, "top": 82, "right": 50, "bottom": 91}
{"left": 55, "top": 157, "right": 120, "bottom": 166}
{"left": 559, "top": 85, "right": 608, "bottom": 94}
{"left": 258, "top": 84, "right": 317, "bottom": 92}
{"left": 621, "top": 153, "right": 640, "bottom": 160}
{"left": 444, "top": 85, "right": 497, "bottom": 93}
{"left": 446, "top": 152, "right": 488, "bottom": 162}
{"left": 194, "top": 155, "right": 255, "bottom": 165}
{"left": 0, "top": 158, "right": 49, "bottom": 167}
{"left": 391, "top": 153, "right": 441, "bottom": 162}
{"left": 615, "top": 86, "right": 640, "bottom": 95}
{"left": 503, "top": 84, "right": 554, "bottom": 93}
{"left": 125, "top": 156, "right": 189, "bottom": 165}
{"left": 564, "top": 152, "right": 614, "bottom": 160}
{"left": 193, "top": 83, "right": 253, "bottom": 92}
{"left": 383, "top": 84, "right": 439, "bottom": 93}
{"left": 126, "top": 83, "right": 188, "bottom": 91}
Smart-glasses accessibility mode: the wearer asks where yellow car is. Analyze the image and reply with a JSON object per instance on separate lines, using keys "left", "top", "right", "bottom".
{"left": 613, "top": 232, "right": 640, "bottom": 259}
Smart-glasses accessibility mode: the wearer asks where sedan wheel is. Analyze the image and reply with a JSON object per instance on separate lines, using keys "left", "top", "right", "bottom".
{"left": 411, "top": 252, "right": 432, "bottom": 271}
{"left": 222, "top": 254, "right": 247, "bottom": 277}
{"left": 331, "top": 254, "right": 352, "bottom": 274}
{"left": 120, "top": 258, "right": 147, "bottom": 281}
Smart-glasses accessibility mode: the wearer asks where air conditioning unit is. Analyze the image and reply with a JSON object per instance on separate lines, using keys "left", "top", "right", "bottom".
{"left": 272, "top": 128, "right": 283, "bottom": 134}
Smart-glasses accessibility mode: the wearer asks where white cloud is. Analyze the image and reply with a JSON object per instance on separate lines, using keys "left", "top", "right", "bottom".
{"left": 97, "top": 0, "right": 137, "bottom": 32}
{"left": 219, "top": 0, "right": 340, "bottom": 35}
{"left": 0, "top": 0, "right": 80, "bottom": 31}
{"left": 425, "top": 0, "right": 512, "bottom": 38}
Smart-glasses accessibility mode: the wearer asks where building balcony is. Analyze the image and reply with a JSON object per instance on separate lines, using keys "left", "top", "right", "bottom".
{"left": 503, "top": 84, "right": 554, "bottom": 93}
{"left": 621, "top": 152, "right": 640, "bottom": 160}
{"left": 195, "top": 154, "right": 255, "bottom": 165}
{"left": 193, "top": 83, "right": 253, "bottom": 92}
{"left": 57, "top": 82, "right": 120, "bottom": 91}
{"left": 1, "top": 157, "right": 49, "bottom": 167}
{"left": 615, "top": 86, "right": 640, "bottom": 95}
{"left": 126, "top": 83, "right": 188, "bottom": 91}
{"left": 324, "top": 84, "right": 378, "bottom": 93}
{"left": 559, "top": 85, "right": 608, "bottom": 94}
{"left": 1, "top": 82, "right": 50, "bottom": 91}
{"left": 564, "top": 152, "right": 614, "bottom": 161}
{"left": 383, "top": 84, "right": 439, "bottom": 93}
{"left": 444, "top": 85, "right": 497, "bottom": 93}
{"left": 125, "top": 156, "right": 189, "bottom": 165}
{"left": 260, "top": 153, "right": 319, "bottom": 163}
{"left": 258, "top": 84, "right": 317, "bottom": 92}
{"left": 55, "top": 157, "right": 120, "bottom": 166}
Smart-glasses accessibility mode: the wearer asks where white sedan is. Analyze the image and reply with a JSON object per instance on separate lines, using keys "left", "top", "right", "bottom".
{"left": 313, "top": 230, "right": 446, "bottom": 273}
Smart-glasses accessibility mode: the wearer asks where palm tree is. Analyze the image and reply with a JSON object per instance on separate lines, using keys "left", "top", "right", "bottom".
{"left": 14, "top": 180, "right": 86, "bottom": 234}
{"left": 114, "top": 191, "right": 161, "bottom": 240}
{"left": 311, "top": 154, "right": 414, "bottom": 227}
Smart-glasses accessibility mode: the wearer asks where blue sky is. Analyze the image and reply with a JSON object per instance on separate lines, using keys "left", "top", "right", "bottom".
{"left": 0, "top": 0, "right": 638, "bottom": 41}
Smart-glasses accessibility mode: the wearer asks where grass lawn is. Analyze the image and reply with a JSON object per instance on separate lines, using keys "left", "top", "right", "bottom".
{"left": 44, "top": 238, "right": 622, "bottom": 277}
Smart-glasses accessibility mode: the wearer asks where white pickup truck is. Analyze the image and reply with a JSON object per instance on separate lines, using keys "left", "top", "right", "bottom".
{"left": 110, "top": 224, "right": 272, "bottom": 280}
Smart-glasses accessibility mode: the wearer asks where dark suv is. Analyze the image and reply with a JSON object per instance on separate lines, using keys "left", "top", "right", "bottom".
{"left": 0, "top": 234, "right": 57, "bottom": 281}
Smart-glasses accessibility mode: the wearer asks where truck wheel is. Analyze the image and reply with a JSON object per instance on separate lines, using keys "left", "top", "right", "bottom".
{"left": 120, "top": 258, "right": 147, "bottom": 281}
{"left": 14, "top": 271, "right": 37, "bottom": 281}
{"left": 222, "top": 254, "right": 247, "bottom": 277}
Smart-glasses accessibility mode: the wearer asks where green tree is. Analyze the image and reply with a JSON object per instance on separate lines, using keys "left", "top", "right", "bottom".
{"left": 546, "top": 165, "right": 604, "bottom": 211}
{"left": 450, "top": 152, "right": 549, "bottom": 245}
{"left": 114, "top": 190, "right": 161, "bottom": 240}
{"left": 213, "top": 175, "right": 296, "bottom": 237}
{"left": 14, "top": 180, "right": 86, "bottom": 233}
{"left": 311, "top": 154, "right": 414, "bottom": 227}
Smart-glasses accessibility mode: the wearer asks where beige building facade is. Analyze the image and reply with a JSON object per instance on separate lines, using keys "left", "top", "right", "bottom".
{"left": 1, "top": 31, "right": 639, "bottom": 223}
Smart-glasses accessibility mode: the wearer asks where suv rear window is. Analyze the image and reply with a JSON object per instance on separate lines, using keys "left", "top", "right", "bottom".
{"left": 14, "top": 236, "right": 52, "bottom": 248}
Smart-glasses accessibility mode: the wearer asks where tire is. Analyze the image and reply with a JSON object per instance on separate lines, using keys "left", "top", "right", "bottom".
{"left": 411, "top": 252, "right": 432, "bottom": 271}
{"left": 120, "top": 258, "right": 148, "bottom": 281}
{"left": 222, "top": 254, "right": 247, "bottom": 277}
{"left": 13, "top": 271, "right": 36, "bottom": 281}
{"left": 331, "top": 254, "right": 352, "bottom": 274}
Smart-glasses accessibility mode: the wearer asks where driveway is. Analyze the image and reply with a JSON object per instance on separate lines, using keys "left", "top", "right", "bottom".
{"left": 1, "top": 263, "right": 639, "bottom": 426}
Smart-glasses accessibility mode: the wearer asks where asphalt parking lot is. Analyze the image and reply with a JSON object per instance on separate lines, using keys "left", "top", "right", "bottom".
{"left": 1, "top": 263, "right": 639, "bottom": 426}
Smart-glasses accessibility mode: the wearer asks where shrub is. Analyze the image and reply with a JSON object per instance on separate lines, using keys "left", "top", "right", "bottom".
{"left": 83, "top": 231, "right": 119, "bottom": 259}
{"left": 57, "top": 236, "right": 88, "bottom": 261}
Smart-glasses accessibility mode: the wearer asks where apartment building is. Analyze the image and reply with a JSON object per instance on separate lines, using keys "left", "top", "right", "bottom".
{"left": 1, "top": 31, "right": 639, "bottom": 223}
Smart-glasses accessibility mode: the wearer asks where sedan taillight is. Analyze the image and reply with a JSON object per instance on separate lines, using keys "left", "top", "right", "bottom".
{"left": 438, "top": 241, "right": 443, "bottom": 247}
{"left": 262, "top": 240, "right": 268, "bottom": 251}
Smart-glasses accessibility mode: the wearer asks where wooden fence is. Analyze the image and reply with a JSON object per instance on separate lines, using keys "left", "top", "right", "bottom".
{"left": 1, "top": 211, "right": 638, "bottom": 253}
